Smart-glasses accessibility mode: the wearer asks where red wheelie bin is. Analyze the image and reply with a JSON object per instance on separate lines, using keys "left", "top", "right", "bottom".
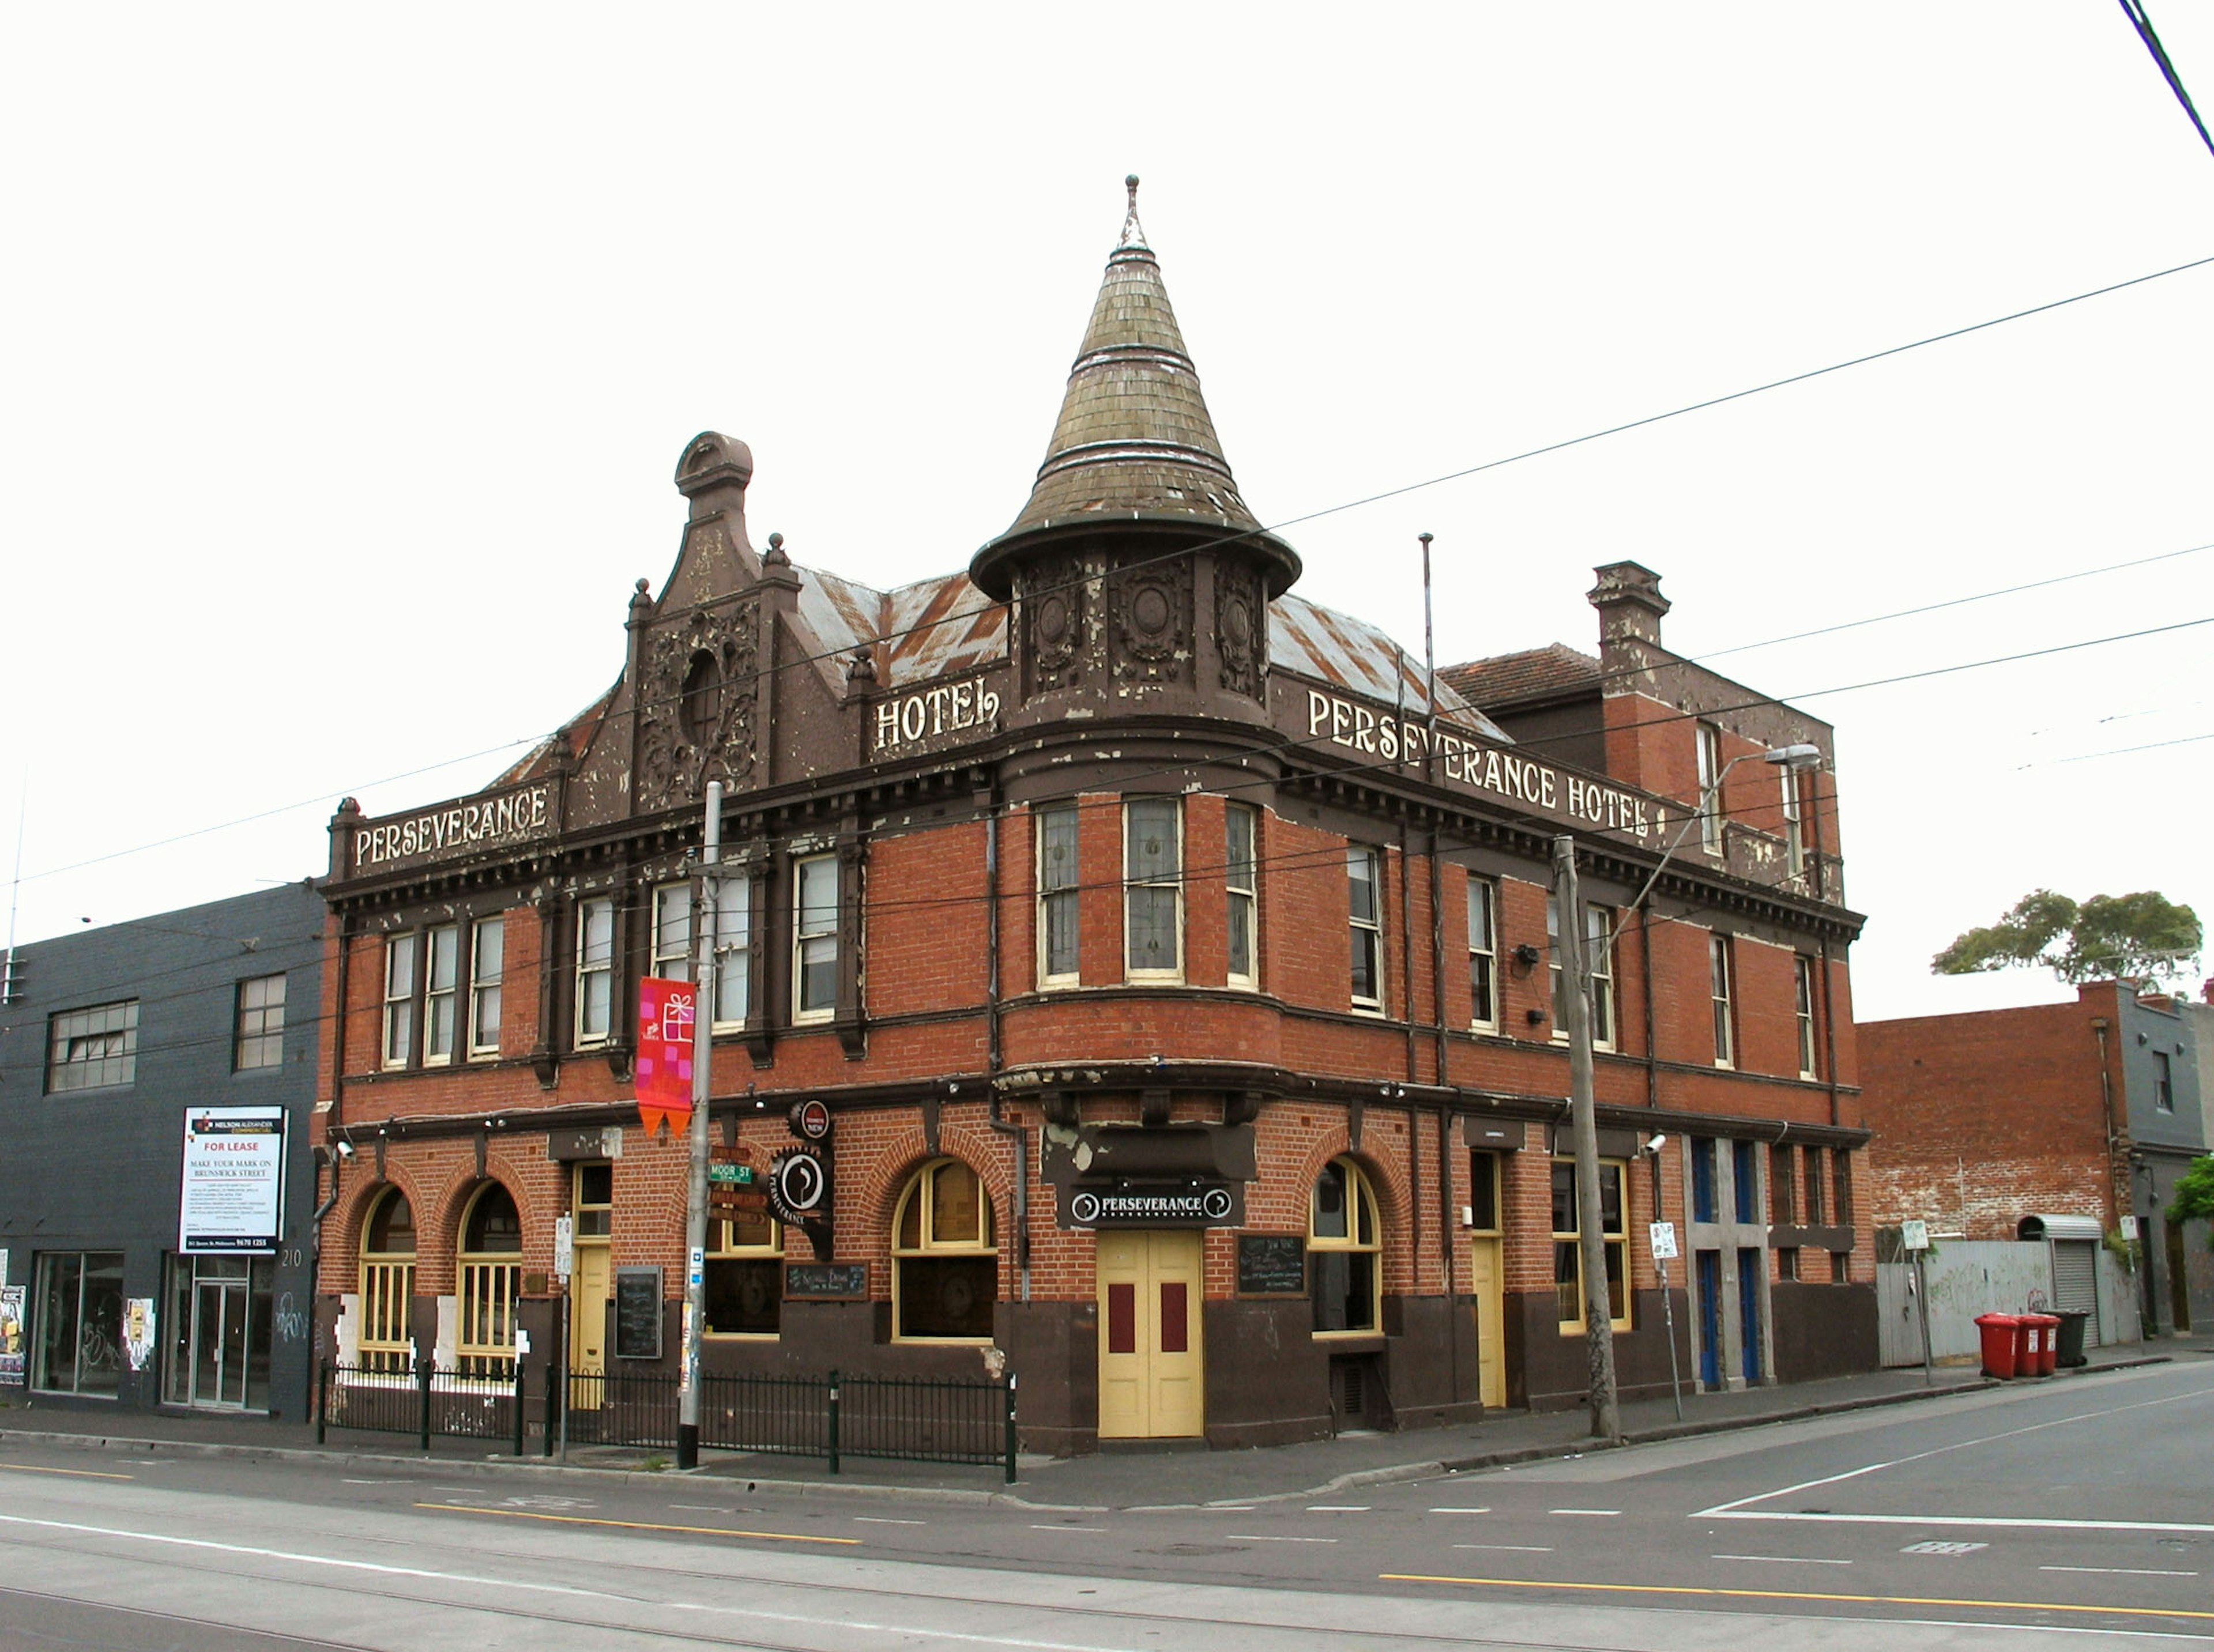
{"left": 1975, "top": 1312, "right": 2020, "bottom": 1378}
{"left": 2024, "top": 1313, "right": 2060, "bottom": 1376}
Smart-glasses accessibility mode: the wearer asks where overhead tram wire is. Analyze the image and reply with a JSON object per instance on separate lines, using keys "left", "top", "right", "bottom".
{"left": 13, "top": 251, "right": 2214, "bottom": 896}
{"left": 2118, "top": 0, "right": 2214, "bottom": 161}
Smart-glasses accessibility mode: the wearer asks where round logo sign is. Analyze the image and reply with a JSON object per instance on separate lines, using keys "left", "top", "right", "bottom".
{"left": 790, "top": 1097, "right": 832, "bottom": 1141}
{"left": 1068, "top": 1190, "right": 1102, "bottom": 1225}
{"left": 1202, "top": 1186, "right": 1233, "bottom": 1220}
{"left": 768, "top": 1146, "right": 829, "bottom": 1225}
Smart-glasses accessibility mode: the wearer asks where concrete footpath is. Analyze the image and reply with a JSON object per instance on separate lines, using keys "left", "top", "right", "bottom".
{"left": 4, "top": 1337, "right": 2207, "bottom": 1510}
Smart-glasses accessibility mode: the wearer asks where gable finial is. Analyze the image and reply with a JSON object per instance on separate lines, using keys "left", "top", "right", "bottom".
{"left": 1120, "top": 174, "right": 1147, "bottom": 250}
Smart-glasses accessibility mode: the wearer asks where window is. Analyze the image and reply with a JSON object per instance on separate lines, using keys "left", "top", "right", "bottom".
{"left": 1348, "top": 847, "right": 1384, "bottom": 1009}
{"left": 1776, "top": 1247, "right": 1799, "bottom": 1281}
{"left": 382, "top": 936, "right": 415, "bottom": 1069}
{"left": 1781, "top": 767, "right": 1805, "bottom": 878}
{"left": 49, "top": 1000, "right": 138, "bottom": 1092}
{"left": 1733, "top": 1140, "right": 1759, "bottom": 1223}
{"left": 1770, "top": 1144, "right": 1797, "bottom": 1223}
{"left": 1311, "top": 1157, "right": 1382, "bottom": 1334}
{"left": 2153, "top": 1051, "right": 2174, "bottom": 1112}
{"left": 574, "top": 897, "right": 614, "bottom": 1046}
{"left": 1691, "top": 1137, "right": 1718, "bottom": 1224}
{"left": 456, "top": 1183, "right": 521, "bottom": 1376}
{"left": 1552, "top": 1159, "right": 1629, "bottom": 1332}
{"left": 469, "top": 919, "right": 504, "bottom": 1057}
{"left": 1226, "top": 803, "right": 1257, "bottom": 987}
{"left": 1547, "top": 897, "right": 1615, "bottom": 1048}
{"left": 1794, "top": 956, "right": 1817, "bottom": 1078}
{"left": 234, "top": 974, "right": 286, "bottom": 1072}
{"left": 1832, "top": 1149, "right": 1854, "bottom": 1225}
{"left": 653, "top": 881, "right": 750, "bottom": 1027}
{"left": 357, "top": 1187, "right": 416, "bottom": 1375}
{"left": 793, "top": 855, "right": 839, "bottom": 1021}
{"left": 1124, "top": 798, "right": 1182, "bottom": 979}
{"left": 1802, "top": 1146, "right": 1827, "bottom": 1225}
{"left": 573, "top": 1160, "right": 612, "bottom": 1238}
{"left": 1829, "top": 1251, "right": 1852, "bottom": 1284}
{"left": 423, "top": 923, "right": 459, "bottom": 1065}
{"left": 1696, "top": 722, "right": 1724, "bottom": 854}
{"left": 1709, "top": 933, "right": 1734, "bottom": 1068}
{"left": 706, "top": 1207, "right": 782, "bottom": 1336}
{"left": 1037, "top": 805, "right": 1080, "bottom": 986}
{"left": 32, "top": 1251, "right": 125, "bottom": 1395}
{"left": 1467, "top": 876, "right": 1497, "bottom": 1029}
{"left": 892, "top": 1159, "right": 996, "bottom": 1341}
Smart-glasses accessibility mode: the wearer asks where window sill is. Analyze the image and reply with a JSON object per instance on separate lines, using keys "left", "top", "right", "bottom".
{"left": 1312, "top": 1330, "right": 1385, "bottom": 1348}
{"left": 1349, "top": 1002, "right": 1385, "bottom": 1018}
{"left": 890, "top": 1335, "right": 993, "bottom": 1347}
{"left": 703, "top": 1331, "right": 781, "bottom": 1341}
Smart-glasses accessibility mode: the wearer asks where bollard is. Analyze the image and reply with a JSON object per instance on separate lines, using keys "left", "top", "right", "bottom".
{"left": 827, "top": 1371, "right": 841, "bottom": 1476}
{"left": 1003, "top": 1371, "right": 1018, "bottom": 1485}
{"left": 513, "top": 1361, "right": 526, "bottom": 1457}
{"left": 316, "top": 1359, "right": 330, "bottom": 1446}
{"left": 416, "top": 1357, "right": 433, "bottom": 1452}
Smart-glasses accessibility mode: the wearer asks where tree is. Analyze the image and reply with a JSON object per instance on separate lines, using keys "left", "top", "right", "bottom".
{"left": 1932, "top": 889, "right": 2201, "bottom": 987}
{"left": 2172, "top": 1155, "right": 2214, "bottom": 1250}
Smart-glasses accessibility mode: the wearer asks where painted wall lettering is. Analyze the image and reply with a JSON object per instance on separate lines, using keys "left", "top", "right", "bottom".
{"left": 353, "top": 784, "right": 553, "bottom": 869}
{"left": 872, "top": 677, "right": 1003, "bottom": 755}
{"left": 1301, "top": 687, "right": 1658, "bottom": 842}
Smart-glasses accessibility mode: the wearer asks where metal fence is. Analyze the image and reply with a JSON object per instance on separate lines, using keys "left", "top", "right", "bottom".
{"left": 318, "top": 1359, "right": 1015, "bottom": 1481}
{"left": 317, "top": 1360, "right": 526, "bottom": 1455}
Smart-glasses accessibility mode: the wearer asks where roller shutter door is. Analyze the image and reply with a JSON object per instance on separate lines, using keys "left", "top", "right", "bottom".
{"left": 2051, "top": 1239, "right": 2098, "bottom": 1315}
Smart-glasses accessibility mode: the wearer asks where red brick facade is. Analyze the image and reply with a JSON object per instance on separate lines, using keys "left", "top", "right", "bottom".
{"left": 311, "top": 193, "right": 1874, "bottom": 1451}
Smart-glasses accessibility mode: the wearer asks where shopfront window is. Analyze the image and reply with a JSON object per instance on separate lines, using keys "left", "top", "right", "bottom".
{"left": 892, "top": 1160, "right": 996, "bottom": 1341}
{"left": 457, "top": 1183, "right": 521, "bottom": 1376}
{"left": 357, "top": 1186, "right": 416, "bottom": 1374}
{"left": 1552, "top": 1160, "right": 1629, "bottom": 1333}
{"left": 705, "top": 1209, "right": 783, "bottom": 1336}
{"left": 33, "top": 1251, "right": 125, "bottom": 1396}
{"left": 1310, "top": 1158, "right": 1382, "bottom": 1335}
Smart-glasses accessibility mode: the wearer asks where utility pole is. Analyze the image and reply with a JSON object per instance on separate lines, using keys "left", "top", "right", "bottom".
{"left": 676, "top": 779, "right": 721, "bottom": 1470}
{"left": 1553, "top": 835, "right": 1620, "bottom": 1442}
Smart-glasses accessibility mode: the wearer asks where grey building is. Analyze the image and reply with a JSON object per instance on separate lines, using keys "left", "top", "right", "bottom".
{"left": 2134, "top": 991, "right": 2209, "bottom": 1336}
{"left": 0, "top": 884, "right": 325, "bottom": 1419}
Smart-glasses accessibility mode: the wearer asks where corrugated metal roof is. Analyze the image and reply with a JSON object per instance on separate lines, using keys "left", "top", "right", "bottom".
{"left": 1269, "top": 593, "right": 1509, "bottom": 741}
{"left": 795, "top": 564, "right": 1007, "bottom": 688}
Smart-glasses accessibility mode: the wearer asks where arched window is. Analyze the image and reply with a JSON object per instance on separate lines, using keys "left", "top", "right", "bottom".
{"left": 891, "top": 1159, "right": 996, "bottom": 1341}
{"left": 457, "top": 1182, "right": 522, "bottom": 1376}
{"left": 358, "top": 1187, "right": 416, "bottom": 1374}
{"left": 706, "top": 1208, "right": 782, "bottom": 1336}
{"left": 1310, "top": 1157, "right": 1382, "bottom": 1335}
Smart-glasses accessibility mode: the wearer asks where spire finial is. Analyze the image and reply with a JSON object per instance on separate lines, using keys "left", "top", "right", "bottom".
{"left": 1119, "top": 173, "right": 1147, "bottom": 251}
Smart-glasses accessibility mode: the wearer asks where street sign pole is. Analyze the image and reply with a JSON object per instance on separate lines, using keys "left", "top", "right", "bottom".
{"left": 1650, "top": 1220, "right": 1683, "bottom": 1422}
{"left": 554, "top": 1213, "right": 573, "bottom": 1462}
{"left": 677, "top": 780, "right": 721, "bottom": 1471}
{"left": 1902, "top": 1217, "right": 1934, "bottom": 1387}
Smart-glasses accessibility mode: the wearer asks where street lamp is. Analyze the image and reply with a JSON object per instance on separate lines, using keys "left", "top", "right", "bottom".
{"left": 1557, "top": 742, "right": 1821, "bottom": 1442}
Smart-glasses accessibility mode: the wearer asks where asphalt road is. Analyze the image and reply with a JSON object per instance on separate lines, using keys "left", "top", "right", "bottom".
{"left": 1, "top": 1359, "right": 2208, "bottom": 1650}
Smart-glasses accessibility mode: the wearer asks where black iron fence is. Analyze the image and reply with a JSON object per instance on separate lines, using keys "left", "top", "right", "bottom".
{"left": 318, "top": 1359, "right": 1016, "bottom": 1481}
{"left": 317, "top": 1360, "right": 526, "bottom": 1455}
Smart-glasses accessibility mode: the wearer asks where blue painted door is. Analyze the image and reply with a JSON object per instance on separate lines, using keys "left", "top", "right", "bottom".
{"left": 1737, "top": 1247, "right": 1762, "bottom": 1383}
{"left": 1696, "top": 1251, "right": 1721, "bottom": 1389}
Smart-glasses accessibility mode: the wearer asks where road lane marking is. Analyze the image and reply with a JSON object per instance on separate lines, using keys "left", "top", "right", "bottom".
{"left": 1547, "top": 1508, "right": 1620, "bottom": 1516}
{"left": 1306, "top": 1506, "right": 1369, "bottom": 1513}
{"left": 669, "top": 1504, "right": 733, "bottom": 1513}
{"left": 1452, "top": 1544, "right": 1553, "bottom": 1553}
{"left": 421, "top": 1503, "right": 856, "bottom": 1545}
{"left": 1428, "top": 1507, "right": 1491, "bottom": 1514}
{"left": 1714, "top": 1553, "right": 1854, "bottom": 1566}
{"left": 1380, "top": 1572, "right": 2214, "bottom": 1623}
{"left": 1200, "top": 1504, "right": 1254, "bottom": 1511}
{"left": 1709, "top": 1510, "right": 2214, "bottom": 1535}
{"left": 1030, "top": 1525, "right": 1106, "bottom": 1532}
{"left": 2043, "top": 1566, "right": 2201, "bottom": 1578}
{"left": 0, "top": 1463, "right": 131, "bottom": 1481}
{"left": 1227, "top": 1534, "right": 1337, "bottom": 1542}
{"left": 1697, "top": 1383, "right": 2214, "bottom": 1523}
{"left": 853, "top": 1516, "right": 925, "bottom": 1525}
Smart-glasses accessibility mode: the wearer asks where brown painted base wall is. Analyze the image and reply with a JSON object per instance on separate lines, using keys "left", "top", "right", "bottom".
{"left": 1769, "top": 1281, "right": 1879, "bottom": 1383}
{"left": 1515, "top": 1288, "right": 1697, "bottom": 1413}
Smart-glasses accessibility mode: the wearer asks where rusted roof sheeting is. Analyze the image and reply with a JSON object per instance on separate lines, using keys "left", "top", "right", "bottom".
{"left": 887, "top": 572, "right": 1006, "bottom": 681}
{"left": 1270, "top": 594, "right": 1509, "bottom": 741}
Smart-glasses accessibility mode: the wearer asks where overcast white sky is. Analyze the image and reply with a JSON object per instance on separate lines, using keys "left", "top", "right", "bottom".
{"left": 3, "top": 4, "right": 2210, "bottom": 1023}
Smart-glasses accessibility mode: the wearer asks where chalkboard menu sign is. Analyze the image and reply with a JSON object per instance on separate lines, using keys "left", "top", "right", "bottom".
{"left": 784, "top": 1262, "right": 869, "bottom": 1300}
{"left": 613, "top": 1266, "right": 663, "bottom": 1360}
{"left": 1238, "top": 1234, "right": 1306, "bottom": 1296}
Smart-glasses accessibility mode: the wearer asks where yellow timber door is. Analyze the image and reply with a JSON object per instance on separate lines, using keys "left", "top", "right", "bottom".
{"left": 570, "top": 1244, "right": 611, "bottom": 1389}
{"left": 1096, "top": 1229, "right": 1204, "bottom": 1439}
{"left": 1469, "top": 1236, "right": 1505, "bottom": 1409}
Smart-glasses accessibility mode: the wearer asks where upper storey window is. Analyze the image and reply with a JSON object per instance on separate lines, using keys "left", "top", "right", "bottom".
{"left": 1038, "top": 805, "right": 1079, "bottom": 987}
{"left": 234, "top": 974, "right": 286, "bottom": 1072}
{"left": 575, "top": 897, "right": 615, "bottom": 1046}
{"left": 1349, "top": 847, "right": 1383, "bottom": 1010}
{"left": 654, "top": 881, "right": 751, "bottom": 1028}
{"left": 1547, "top": 897, "right": 1616, "bottom": 1050}
{"left": 793, "top": 855, "right": 839, "bottom": 1021}
{"left": 49, "top": 1000, "right": 138, "bottom": 1092}
{"left": 1696, "top": 722, "right": 1725, "bottom": 855}
{"left": 1467, "top": 876, "right": 1498, "bottom": 1031}
{"left": 1124, "top": 799, "right": 1183, "bottom": 980}
{"left": 1225, "top": 803, "right": 1257, "bottom": 988}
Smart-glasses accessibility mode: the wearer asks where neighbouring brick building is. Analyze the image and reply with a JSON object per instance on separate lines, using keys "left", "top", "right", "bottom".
{"left": 1862, "top": 983, "right": 2212, "bottom": 1340}
{"left": 311, "top": 181, "right": 1874, "bottom": 1451}
{"left": 0, "top": 886, "right": 326, "bottom": 1420}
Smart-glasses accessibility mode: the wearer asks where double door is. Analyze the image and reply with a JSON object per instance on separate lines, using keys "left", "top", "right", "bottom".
{"left": 1096, "top": 1230, "right": 1204, "bottom": 1439}
{"left": 165, "top": 1256, "right": 272, "bottom": 1410}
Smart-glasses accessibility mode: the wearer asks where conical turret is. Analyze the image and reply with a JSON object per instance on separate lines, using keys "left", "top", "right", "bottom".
{"left": 970, "top": 178, "right": 1297, "bottom": 601}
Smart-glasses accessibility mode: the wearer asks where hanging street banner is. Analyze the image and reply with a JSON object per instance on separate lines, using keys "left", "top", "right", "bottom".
{"left": 179, "top": 1108, "right": 285, "bottom": 1254}
{"left": 636, "top": 976, "right": 696, "bottom": 1138}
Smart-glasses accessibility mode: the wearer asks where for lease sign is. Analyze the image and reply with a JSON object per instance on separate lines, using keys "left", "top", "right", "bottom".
{"left": 179, "top": 1108, "right": 285, "bottom": 1254}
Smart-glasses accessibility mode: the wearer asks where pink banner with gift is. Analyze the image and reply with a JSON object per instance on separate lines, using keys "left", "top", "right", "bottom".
{"left": 636, "top": 976, "right": 696, "bottom": 1137}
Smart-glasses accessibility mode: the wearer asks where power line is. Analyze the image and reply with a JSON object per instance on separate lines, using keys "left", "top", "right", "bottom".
{"left": 2017, "top": 729, "right": 2214, "bottom": 768}
{"left": 2118, "top": 0, "right": 2214, "bottom": 160}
